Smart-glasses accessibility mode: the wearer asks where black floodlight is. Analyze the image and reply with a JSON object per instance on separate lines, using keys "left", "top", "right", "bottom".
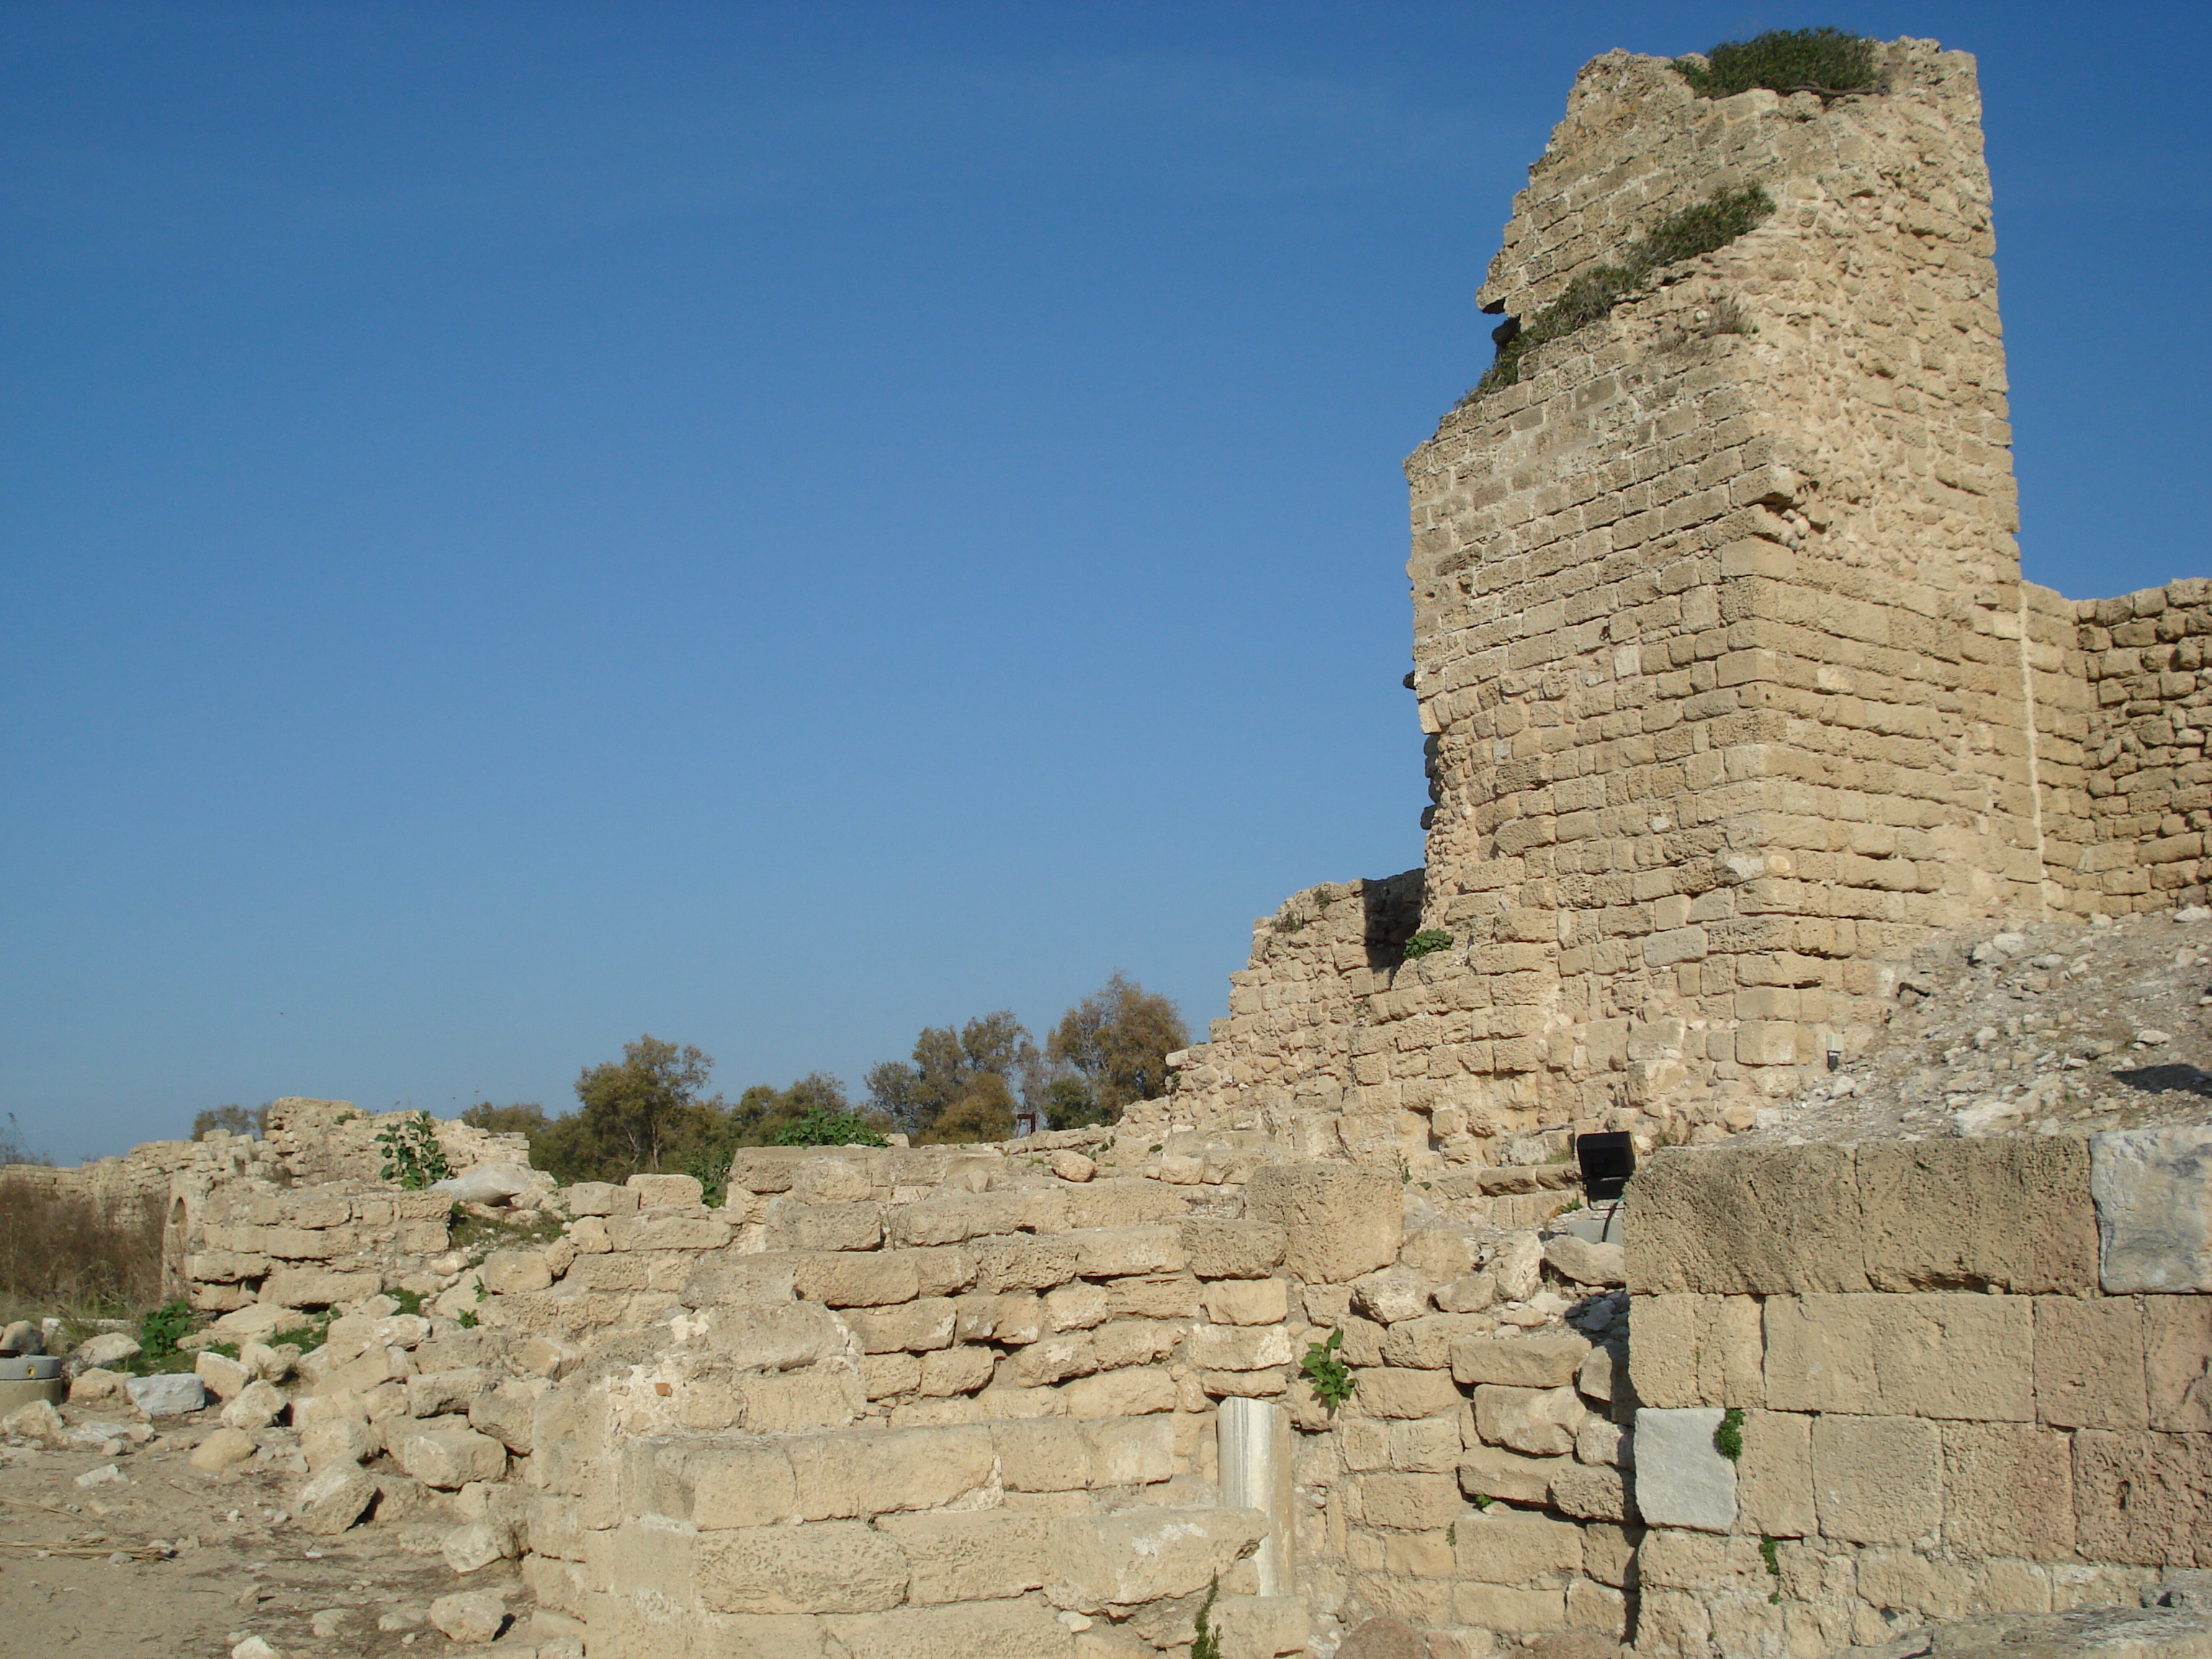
{"left": 1575, "top": 1131, "right": 1636, "bottom": 1203}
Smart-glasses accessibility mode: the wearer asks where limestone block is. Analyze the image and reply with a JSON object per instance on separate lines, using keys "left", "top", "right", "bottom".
{"left": 1451, "top": 1583, "right": 1565, "bottom": 1633}
{"left": 259, "top": 1267, "right": 380, "bottom": 1307}
{"left": 565, "top": 1181, "right": 638, "bottom": 1217}
{"left": 681, "top": 1254, "right": 799, "bottom": 1308}
{"left": 1635, "top": 1408, "right": 1738, "bottom": 1532}
{"left": 1566, "top": 1579, "right": 1629, "bottom": 1638}
{"left": 1044, "top": 1282, "right": 1110, "bottom": 1331}
{"left": 1042, "top": 1507, "right": 1267, "bottom": 1611}
{"left": 699, "top": 1520, "right": 909, "bottom": 1615}
{"left": 1060, "top": 1179, "right": 1187, "bottom": 1231}
{"left": 890, "top": 1190, "right": 1066, "bottom": 1248}
{"left": 974, "top": 1235, "right": 1080, "bottom": 1293}
{"left": 1193, "top": 1323, "right": 1293, "bottom": 1372}
{"left": 395, "top": 1425, "right": 506, "bottom": 1490}
{"left": 705, "top": 1302, "right": 850, "bottom": 1372}
{"left": 1209, "top": 1595, "right": 1308, "bottom": 1659}
{"left": 189, "top": 1426, "right": 256, "bottom": 1472}
{"left": 1545, "top": 1236, "right": 1626, "bottom": 1287}
{"left": 480, "top": 1249, "right": 552, "bottom": 1295}
{"left": 1492, "top": 1234, "right": 1542, "bottom": 1303}
{"left": 1735, "top": 1409, "right": 1813, "bottom": 1538}
{"left": 1182, "top": 1220, "right": 1289, "bottom": 1279}
{"left": 1436, "top": 1274, "right": 1497, "bottom": 1314}
{"left": 406, "top": 1367, "right": 488, "bottom": 1419}
{"left": 608, "top": 1213, "right": 730, "bottom": 1251}
{"left": 1457, "top": 1444, "right": 1559, "bottom": 1506}
{"left": 1203, "top": 1278, "right": 1289, "bottom": 1326}
{"left": 1058, "top": 1366, "right": 1177, "bottom": 1419}
{"left": 1475, "top": 1385, "right": 1584, "bottom": 1457}
{"left": 1626, "top": 1145, "right": 1869, "bottom": 1294}
{"left": 1810, "top": 1414, "right": 1940, "bottom": 1545}
{"left": 1244, "top": 1164, "right": 1403, "bottom": 1284}
{"left": 1387, "top": 1414, "right": 1462, "bottom": 1475}
{"left": 1453, "top": 1333, "right": 1589, "bottom": 1390}
{"left": 992, "top": 1418, "right": 1092, "bottom": 1491}
{"left": 2071, "top": 1429, "right": 2212, "bottom": 1567}
{"left": 1380, "top": 1313, "right": 1499, "bottom": 1370}
{"left": 194, "top": 1350, "right": 250, "bottom": 1400}
{"left": 1108, "top": 1273, "right": 1201, "bottom": 1319}
{"left": 1073, "top": 1225, "right": 1187, "bottom": 1277}
{"left": 1092, "top": 1318, "right": 1179, "bottom": 1370}
{"left": 1359, "top": 1470, "right": 1461, "bottom": 1530}
{"left": 221, "top": 1379, "right": 287, "bottom": 1431}
{"left": 1765, "top": 1292, "right": 2031, "bottom": 1420}
{"left": 1547, "top": 1459, "right": 1633, "bottom": 1523}
{"left": 1452, "top": 1508, "right": 1583, "bottom": 1584}
{"left": 1635, "top": 1529, "right": 1771, "bottom": 1593}
{"left": 2145, "top": 1296, "right": 2212, "bottom": 1431}
{"left": 468, "top": 1377, "right": 544, "bottom": 1453}
{"left": 1353, "top": 1270, "right": 1435, "bottom": 1326}
{"left": 843, "top": 1298, "right": 956, "bottom": 1354}
{"left": 441, "top": 1516, "right": 517, "bottom": 1574}
{"left": 294, "top": 1462, "right": 377, "bottom": 1536}
{"left": 646, "top": 1439, "right": 797, "bottom": 1529}
{"left": 1857, "top": 1138, "right": 2097, "bottom": 1294}
{"left": 627, "top": 1172, "right": 703, "bottom": 1208}
{"left": 1001, "top": 1330, "right": 1097, "bottom": 1388}
{"left": 1050, "top": 1151, "right": 1096, "bottom": 1183}
{"left": 1575, "top": 1418, "right": 1624, "bottom": 1467}
{"left": 954, "top": 1292, "right": 1044, "bottom": 1345}
{"left": 125, "top": 1372, "right": 208, "bottom": 1416}
{"left": 1577, "top": 1340, "right": 1624, "bottom": 1404}
{"left": 736, "top": 1367, "right": 866, "bottom": 1434}
{"left": 775, "top": 1200, "right": 884, "bottom": 1254}
{"left": 1941, "top": 1421, "right": 2076, "bottom": 1559}
{"left": 873, "top": 1511, "right": 1050, "bottom": 1602}
{"left": 918, "top": 1345, "right": 994, "bottom": 1397}
{"left": 863, "top": 1352, "right": 919, "bottom": 1398}
{"left": 1855, "top": 1550, "right": 1982, "bottom": 1621}
{"left": 1355, "top": 1368, "right": 1463, "bottom": 1420}
{"left": 1086, "top": 1413, "right": 1174, "bottom": 1485}
{"left": 301, "top": 1416, "right": 378, "bottom": 1471}
{"left": 2091, "top": 1128, "right": 2212, "bottom": 1292}
{"left": 2036, "top": 1296, "right": 2149, "bottom": 1429}
{"left": 822, "top": 1601, "right": 1076, "bottom": 1659}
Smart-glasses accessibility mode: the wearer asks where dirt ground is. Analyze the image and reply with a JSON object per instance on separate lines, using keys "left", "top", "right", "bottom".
{"left": 0, "top": 1411, "right": 541, "bottom": 1659}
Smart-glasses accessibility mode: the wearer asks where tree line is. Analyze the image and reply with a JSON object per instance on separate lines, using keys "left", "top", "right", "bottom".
{"left": 461, "top": 971, "right": 1189, "bottom": 1190}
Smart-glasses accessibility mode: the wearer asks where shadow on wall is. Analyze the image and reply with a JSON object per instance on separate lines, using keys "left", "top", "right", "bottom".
{"left": 1363, "top": 868, "right": 1426, "bottom": 972}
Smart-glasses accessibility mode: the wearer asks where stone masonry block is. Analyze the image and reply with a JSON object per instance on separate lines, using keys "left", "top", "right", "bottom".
{"left": 1071, "top": 1226, "right": 1187, "bottom": 1278}
{"left": 1043, "top": 1509, "right": 1267, "bottom": 1612}
{"left": 1810, "top": 1414, "right": 1940, "bottom": 1545}
{"left": 2091, "top": 1128, "right": 2212, "bottom": 1292}
{"left": 1244, "top": 1164, "right": 1403, "bottom": 1285}
{"left": 1735, "top": 1409, "right": 1814, "bottom": 1538}
{"left": 1626, "top": 1146, "right": 1869, "bottom": 1294}
{"left": 1451, "top": 1584, "right": 1566, "bottom": 1633}
{"left": 1631, "top": 1294, "right": 1762, "bottom": 1408}
{"left": 1181, "top": 1220, "right": 1288, "bottom": 1280}
{"left": 2035, "top": 1296, "right": 2149, "bottom": 1430}
{"left": 1356, "top": 1368, "right": 1464, "bottom": 1420}
{"left": 1940, "top": 1422, "right": 2075, "bottom": 1560}
{"left": 1358, "top": 1471, "right": 1462, "bottom": 1531}
{"left": 2071, "top": 1429, "right": 2212, "bottom": 1568}
{"left": 876, "top": 1511, "right": 1051, "bottom": 1603}
{"left": 1452, "top": 1509, "right": 1583, "bottom": 1585}
{"left": 1458, "top": 1444, "right": 1558, "bottom": 1507}
{"left": 1451, "top": 1333, "right": 1591, "bottom": 1390}
{"left": 1763, "top": 1292, "right": 2031, "bottom": 1421}
{"left": 822, "top": 1601, "right": 1075, "bottom": 1659}
{"left": 2144, "top": 1295, "right": 2212, "bottom": 1431}
{"left": 1857, "top": 1138, "right": 2098, "bottom": 1294}
{"left": 1633, "top": 1408, "right": 1737, "bottom": 1533}
{"left": 788, "top": 1424, "right": 993, "bottom": 1518}
{"left": 698, "top": 1521, "right": 909, "bottom": 1615}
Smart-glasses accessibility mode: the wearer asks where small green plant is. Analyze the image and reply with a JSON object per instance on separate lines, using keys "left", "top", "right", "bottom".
{"left": 1475, "top": 185, "right": 1775, "bottom": 395}
{"left": 377, "top": 1112, "right": 453, "bottom": 1190}
{"left": 456, "top": 1308, "right": 479, "bottom": 1329}
{"left": 138, "top": 1298, "right": 192, "bottom": 1363}
{"left": 1446, "top": 1521, "right": 1457, "bottom": 1547}
{"left": 1674, "top": 27, "right": 1885, "bottom": 101}
{"left": 388, "top": 1287, "right": 426, "bottom": 1318}
{"left": 1470, "top": 1493, "right": 1493, "bottom": 1511}
{"left": 680, "top": 1146, "right": 730, "bottom": 1208}
{"left": 1557, "top": 1196, "right": 1584, "bottom": 1214}
{"left": 1191, "top": 1574, "right": 1222, "bottom": 1659}
{"left": 1714, "top": 1406, "right": 1746, "bottom": 1460}
{"left": 1300, "top": 1326, "right": 1357, "bottom": 1415}
{"left": 1401, "top": 929, "right": 1453, "bottom": 961}
{"left": 1761, "top": 1534, "right": 1782, "bottom": 1602}
{"left": 771, "top": 1109, "right": 889, "bottom": 1149}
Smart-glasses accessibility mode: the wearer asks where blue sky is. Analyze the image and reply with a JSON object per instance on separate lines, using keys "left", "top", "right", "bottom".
{"left": 4, "top": 2, "right": 2206, "bottom": 1160}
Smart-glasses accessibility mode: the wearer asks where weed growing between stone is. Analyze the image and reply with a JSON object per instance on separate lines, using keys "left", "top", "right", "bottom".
{"left": 1473, "top": 186, "right": 1774, "bottom": 396}
{"left": 1401, "top": 929, "right": 1455, "bottom": 961}
{"left": 1300, "top": 1326, "right": 1357, "bottom": 1414}
{"left": 1191, "top": 1575, "right": 1223, "bottom": 1659}
{"left": 377, "top": 1112, "right": 454, "bottom": 1190}
{"left": 1674, "top": 27, "right": 1886, "bottom": 99}
{"left": 1714, "top": 1406, "right": 1746, "bottom": 1460}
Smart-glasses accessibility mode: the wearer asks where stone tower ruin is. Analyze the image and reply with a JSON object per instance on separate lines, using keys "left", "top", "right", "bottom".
{"left": 1157, "top": 37, "right": 2209, "bottom": 1162}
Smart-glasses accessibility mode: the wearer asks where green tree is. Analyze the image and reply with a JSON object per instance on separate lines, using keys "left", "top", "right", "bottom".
{"left": 1044, "top": 974, "right": 1190, "bottom": 1128}
{"left": 570, "top": 1035, "right": 720, "bottom": 1177}
{"left": 459, "top": 1102, "right": 550, "bottom": 1138}
{"left": 192, "top": 1103, "right": 268, "bottom": 1140}
{"left": 865, "top": 1011, "right": 1038, "bottom": 1142}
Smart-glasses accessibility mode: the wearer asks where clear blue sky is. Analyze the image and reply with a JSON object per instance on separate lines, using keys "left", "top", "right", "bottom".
{"left": 5, "top": 3, "right": 2206, "bottom": 1160}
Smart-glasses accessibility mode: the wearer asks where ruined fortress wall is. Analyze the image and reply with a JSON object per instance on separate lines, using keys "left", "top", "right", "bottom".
{"left": 1167, "top": 45, "right": 2208, "bottom": 1167}
{"left": 1622, "top": 1133, "right": 2211, "bottom": 1658}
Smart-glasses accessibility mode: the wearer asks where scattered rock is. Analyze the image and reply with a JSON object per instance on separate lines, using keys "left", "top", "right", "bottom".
{"left": 207, "top": 1304, "right": 310, "bottom": 1344}
{"left": 68, "top": 1333, "right": 142, "bottom": 1375}
{"left": 430, "top": 1161, "right": 538, "bottom": 1204}
{"left": 300, "top": 1416, "right": 379, "bottom": 1472}
{"left": 307, "top": 1609, "right": 354, "bottom": 1639}
{"left": 1492, "top": 1232, "right": 1543, "bottom": 1303}
{"left": 1048, "top": 1151, "right": 1097, "bottom": 1182}
{"left": 1434, "top": 1272, "right": 1496, "bottom": 1314}
{"left": 440, "top": 1516, "right": 517, "bottom": 1574}
{"left": 1543, "top": 1234, "right": 1626, "bottom": 1287}
{"left": 3, "top": 1398, "right": 70, "bottom": 1447}
{"left": 221, "top": 1380, "right": 287, "bottom": 1433}
{"left": 428, "top": 1590, "right": 509, "bottom": 1645}
{"left": 1351, "top": 1269, "right": 1432, "bottom": 1325}
{"left": 73, "top": 1462, "right": 127, "bottom": 1488}
{"left": 189, "top": 1428, "right": 258, "bottom": 1473}
{"left": 293, "top": 1463, "right": 377, "bottom": 1536}
{"left": 0, "top": 1321, "right": 42, "bottom": 1356}
{"left": 2138, "top": 1029, "right": 2175, "bottom": 1047}
{"left": 194, "top": 1351, "right": 251, "bottom": 1400}
{"left": 230, "top": 1638, "right": 282, "bottom": 1659}
{"left": 67, "top": 1367, "right": 125, "bottom": 1404}
{"left": 125, "top": 1373, "right": 208, "bottom": 1418}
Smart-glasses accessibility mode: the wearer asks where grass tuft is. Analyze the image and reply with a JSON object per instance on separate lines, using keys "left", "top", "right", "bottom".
{"left": 1674, "top": 28, "right": 1885, "bottom": 101}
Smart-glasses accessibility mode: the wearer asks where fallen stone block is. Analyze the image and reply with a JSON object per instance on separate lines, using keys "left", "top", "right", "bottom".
{"left": 1, "top": 1398, "right": 71, "bottom": 1448}
{"left": 189, "top": 1426, "right": 258, "bottom": 1473}
{"left": 221, "top": 1379, "right": 288, "bottom": 1432}
{"left": 1545, "top": 1235, "right": 1626, "bottom": 1287}
{"left": 428, "top": 1589, "right": 509, "bottom": 1645}
{"left": 395, "top": 1424, "right": 507, "bottom": 1490}
{"left": 294, "top": 1462, "right": 377, "bottom": 1535}
{"left": 441, "top": 1516, "right": 517, "bottom": 1574}
{"left": 67, "top": 1332, "right": 142, "bottom": 1375}
{"left": 300, "top": 1416, "right": 379, "bottom": 1471}
{"left": 126, "top": 1372, "right": 208, "bottom": 1418}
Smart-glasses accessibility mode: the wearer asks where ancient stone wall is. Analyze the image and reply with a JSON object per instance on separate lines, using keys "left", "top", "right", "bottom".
{"left": 1167, "top": 45, "right": 2208, "bottom": 1172}
{"left": 1622, "top": 1133, "right": 2211, "bottom": 1659}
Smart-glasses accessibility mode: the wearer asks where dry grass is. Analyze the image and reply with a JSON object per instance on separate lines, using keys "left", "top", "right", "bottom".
{"left": 0, "top": 1178, "right": 167, "bottom": 1318}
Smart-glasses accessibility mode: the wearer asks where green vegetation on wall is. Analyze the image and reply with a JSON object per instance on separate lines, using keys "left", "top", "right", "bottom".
{"left": 1673, "top": 27, "right": 1885, "bottom": 100}
{"left": 1475, "top": 184, "right": 1774, "bottom": 397}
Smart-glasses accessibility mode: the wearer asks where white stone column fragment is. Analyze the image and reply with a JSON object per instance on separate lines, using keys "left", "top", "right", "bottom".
{"left": 1217, "top": 1395, "right": 1294, "bottom": 1595}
